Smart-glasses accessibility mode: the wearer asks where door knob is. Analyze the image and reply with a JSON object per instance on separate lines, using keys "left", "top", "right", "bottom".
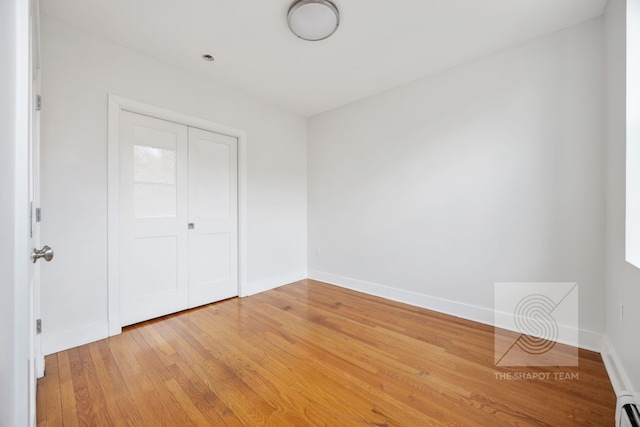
{"left": 32, "top": 245, "right": 54, "bottom": 263}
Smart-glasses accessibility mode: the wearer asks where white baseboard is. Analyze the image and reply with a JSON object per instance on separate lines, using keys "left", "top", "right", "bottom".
{"left": 244, "top": 270, "right": 307, "bottom": 297}
{"left": 41, "top": 321, "right": 109, "bottom": 356}
{"left": 308, "top": 270, "right": 603, "bottom": 352}
{"left": 309, "top": 269, "right": 494, "bottom": 321}
{"left": 602, "top": 336, "right": 636, "bottom": 397}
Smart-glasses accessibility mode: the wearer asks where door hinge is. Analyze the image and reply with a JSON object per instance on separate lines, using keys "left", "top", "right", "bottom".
{"left": 36, "top": 95, "right": 42, "bottom": 111}
{"left": 36, "top": 319, "right": 42, "bottom": 334}
{"left": 35, "top": 207, "right": 41, "bottom": 222}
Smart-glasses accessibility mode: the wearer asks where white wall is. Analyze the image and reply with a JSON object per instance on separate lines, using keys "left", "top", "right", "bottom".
{"left": 605, "top": 0, "right": 640, "bottom": 394}
{"left": 308, "top": 19, "right": 606, "bottom": 346}
{"left": 40, "top": 16, "right": 307, "bottom": 354}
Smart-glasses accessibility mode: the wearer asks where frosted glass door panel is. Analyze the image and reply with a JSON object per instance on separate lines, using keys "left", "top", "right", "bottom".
{"left": 133, "top": 145, "right": 176, "bottom": 183}
{"left": 132, "top": 127, "right": 178, "bottom": 219}
{"left": 133, "top": 184, "right": 176, "bottom": 218}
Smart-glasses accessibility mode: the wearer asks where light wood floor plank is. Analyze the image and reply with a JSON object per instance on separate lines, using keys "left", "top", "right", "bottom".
{"left": 37, "top": 279, "right": 615, "bottom": 426}
{"left": 55, "top": 351, "right": 79, "bottom": 427}
{"left": 110, "top": 331, "right": 176, "bottom": 426}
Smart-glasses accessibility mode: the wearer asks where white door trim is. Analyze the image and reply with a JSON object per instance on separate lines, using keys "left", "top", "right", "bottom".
{"left": 107, "top": 95, "right": 248, "bottom": 336}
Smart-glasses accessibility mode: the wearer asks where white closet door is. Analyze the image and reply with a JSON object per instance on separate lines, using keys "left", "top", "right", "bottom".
{"left": 119, "top": 111, "right": 189, "bottom": 326}
{"left": 188, "top": 127, "right": 238, "bottom": 308}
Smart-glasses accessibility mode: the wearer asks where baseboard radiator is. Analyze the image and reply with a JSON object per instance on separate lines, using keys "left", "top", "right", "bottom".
{"left": 617, "top": 394, "right": 640, "bottom": 427}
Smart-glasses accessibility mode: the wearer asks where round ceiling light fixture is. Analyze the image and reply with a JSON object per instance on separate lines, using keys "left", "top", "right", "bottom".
{"left": 287, "top": 0, "right": 340, "bottom": 41}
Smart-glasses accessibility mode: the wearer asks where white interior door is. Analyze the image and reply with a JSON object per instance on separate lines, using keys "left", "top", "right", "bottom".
{"left": 33, "top": 68, "right": 44, "bottom": 383}
{"left": 188, "top": 127, "right": 238, "bottom": 307}
{"left": 29, "top": 3, "right": 45, "bottom": 425}
{"left": 119, "top": 111, "right": 189, "bottom": 326}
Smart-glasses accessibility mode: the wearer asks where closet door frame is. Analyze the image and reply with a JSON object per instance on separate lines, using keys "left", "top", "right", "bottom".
{"left": 107, "top": 94, "right": 247, "bottom": 336}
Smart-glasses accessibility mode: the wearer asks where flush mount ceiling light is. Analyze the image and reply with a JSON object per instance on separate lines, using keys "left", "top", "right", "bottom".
{"left": 287, "top": 0, "right": 340, "bottom": 41}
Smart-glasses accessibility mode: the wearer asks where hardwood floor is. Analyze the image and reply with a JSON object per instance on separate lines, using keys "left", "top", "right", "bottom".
{"left": 37, "top": 279, "right": 615, "bottom": 426}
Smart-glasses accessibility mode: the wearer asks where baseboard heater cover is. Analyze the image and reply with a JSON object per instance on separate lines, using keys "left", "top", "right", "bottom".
{"left": 617, "top": 394, "right": 640, "bottom": 427}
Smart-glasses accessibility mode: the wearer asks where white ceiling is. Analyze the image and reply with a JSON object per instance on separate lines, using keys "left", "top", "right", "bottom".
{"left": 40, "top": 0, "right": 607, "bottom": 117}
